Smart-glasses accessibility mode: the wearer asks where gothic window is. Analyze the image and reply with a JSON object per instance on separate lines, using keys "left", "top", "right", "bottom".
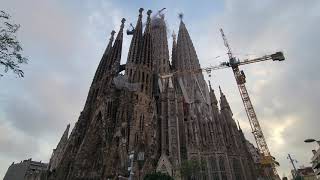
{"left": 219, "top": 156, "right": 228, "bottom": 180}
{"left": 232, "top": 158, "right": 243, "bottom": 180}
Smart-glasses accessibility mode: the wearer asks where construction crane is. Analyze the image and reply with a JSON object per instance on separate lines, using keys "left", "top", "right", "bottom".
{"left": 218, "top": 28, "right": 283, "bottom": 179}
{"left": 159, "top": 29, "right": 284, "bottom": 179}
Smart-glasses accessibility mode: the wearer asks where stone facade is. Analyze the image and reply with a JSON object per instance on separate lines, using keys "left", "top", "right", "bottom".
{"left": 48, "top": 8, "right": 257, "bottom": 180}
{"left": 4, "top": 159, "right": 48, "bottom": 180}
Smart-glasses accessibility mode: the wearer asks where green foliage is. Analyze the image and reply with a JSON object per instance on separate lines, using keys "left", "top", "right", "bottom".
{"left": 143, "top": 172, "right": 174, "bottom": 180}
{"left": 0, "top": 10, "right": 28, "bottom": 77}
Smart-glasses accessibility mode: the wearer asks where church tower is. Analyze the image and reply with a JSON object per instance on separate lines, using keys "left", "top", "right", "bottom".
{"left": 48, "top": 8, "right": 258, "bottom": 180}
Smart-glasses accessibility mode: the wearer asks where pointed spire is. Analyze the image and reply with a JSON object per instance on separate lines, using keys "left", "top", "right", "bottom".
{"left": 108, "top": 18, "right": 125, "bottom": 72}
{"left": 105, "top": 30, "right": 116, "bottom": 55}
{"left": 144, "top": 10, "right": 152, "bottom": 34}
{"left": 57, "top": 124, "right": 70, "bottom": 148}
{"left": 219, "top": 86, "right": 232, "bottom": 113}
{"left": 126, "top": 8, "right": 144, "bottom": 64}
{"left": 62, "top": 124, "right": 70, "bottom": 140}
{"left": 139, "top": 10, "right": 153, "bottom": 67}
{"left": 92, "top": 30, "right": 116, "bottom": 83}
{"left": 151, "top": 10, "right": 170, "bottom": 74}
{"left": 209, "top": 81, "right": 218, "bottom": 106}
{"left": 171, "top": 31, "right": 177, "bottom": 70}
{"left": 176, "top": 14, "right": 201, "bottom": 71}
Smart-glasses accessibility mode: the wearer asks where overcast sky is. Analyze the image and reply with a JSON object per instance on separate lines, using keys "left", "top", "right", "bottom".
{"left": 0, "top": 0, "right": 319, "bottom": 179}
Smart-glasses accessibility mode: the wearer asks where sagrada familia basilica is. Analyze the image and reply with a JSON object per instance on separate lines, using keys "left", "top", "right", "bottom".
{"left": 47, "top": 8, "right": 258, "bottom": 180}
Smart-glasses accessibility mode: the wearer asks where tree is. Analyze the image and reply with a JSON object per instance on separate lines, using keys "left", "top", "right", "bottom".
{"left": 0, "top": 10, "right": 28, "bottom": 77}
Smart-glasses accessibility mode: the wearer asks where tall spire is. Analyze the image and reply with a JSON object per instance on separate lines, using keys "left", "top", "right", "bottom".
{"left": 93, "top": 30, "right": 116, "bottom": 83}
{"left": 61, "top": 124, "right": 70, "bottom": 140}
{"left": 209, "top": 81, "right": 218, "bottom": 106}
{"left": 175, "top": 15, "right": 208, "bottom": 104}
{"left": 138, "top": 10, "right": 153, "bottom": 67}
{"left": 171, "top": 31, "right": 177, "bottom": 70}
{"left": 108, "top": 18, "right": 125, "bottom": 73}
{"left": 105, "top": 30, "right": 116, "bottom": 56}
{"left": 151, "top": 9, "right": 170, "bottom": 74}
{"left": 127, "top": 8, "right": 144, "bottom": 64}
{"left": 219, "top": 86, "right": 232, "bottom": 113}
{"left": 176, "top": 13, "right": 201, "bottom": 71}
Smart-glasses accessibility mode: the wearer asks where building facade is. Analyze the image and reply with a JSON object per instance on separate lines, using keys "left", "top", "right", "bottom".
{"left": 47, "top": 8, "right": 257, "bottom": 180}
{"left": 4, "top": 159, "right": 48, "bottom": 180}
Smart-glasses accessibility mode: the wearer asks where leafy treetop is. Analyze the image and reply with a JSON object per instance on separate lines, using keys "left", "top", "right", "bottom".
{"left": 0, "top": 10, "right": 28, "bottom": 77}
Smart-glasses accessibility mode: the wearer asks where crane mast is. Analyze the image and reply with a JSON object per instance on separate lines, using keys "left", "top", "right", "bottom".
{"left": 219, "top": 28, "right": 280, "bottom": 179}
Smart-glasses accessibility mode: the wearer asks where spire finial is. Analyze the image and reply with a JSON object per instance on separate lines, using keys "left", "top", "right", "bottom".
{"left": 147, "top": 10, "right": 152, "bottom": 16}
{"left": 120, "top": 18, "right": 126, "bottom": 30}
{"left": 121, "top": 18, "right": 126, "bottom": 25}
{"left": 139, "top": 8, "right": 144, "bottom": 15}
{"left": 178, "top": 13, "right": 184, "bottom": 21}
{"left": 110, "top": 30, "right": 116, "bottom": 41}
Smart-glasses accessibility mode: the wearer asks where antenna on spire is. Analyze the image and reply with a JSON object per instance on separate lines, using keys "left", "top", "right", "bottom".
{"left": 178, "top": 13, "right": 184, "bottom": 21}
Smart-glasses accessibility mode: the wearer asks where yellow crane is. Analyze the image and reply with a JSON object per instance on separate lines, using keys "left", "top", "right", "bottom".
{"left": 160, "top": 29, "right": 285, "bottom": 179}
{"left": 218, "top": 28, "right": 283, "bottom": 179}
